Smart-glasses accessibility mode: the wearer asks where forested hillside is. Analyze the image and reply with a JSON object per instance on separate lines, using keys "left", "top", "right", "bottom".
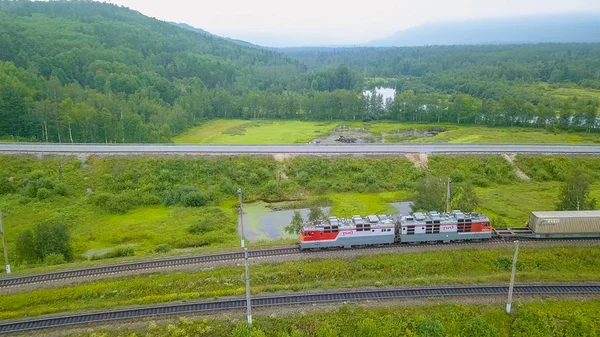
{"left": 0, "top": 0, "right": 599, "bottom": 143}
{"left": 0, "top": 0, "right": 363, "bottom": 142}
{"left": 283, "top": 45, "right": 600, "bottom": 129}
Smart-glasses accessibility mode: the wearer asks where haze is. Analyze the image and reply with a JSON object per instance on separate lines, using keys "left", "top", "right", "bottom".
{"left": 105, "top": 0, "right": 600, "bottom": 47}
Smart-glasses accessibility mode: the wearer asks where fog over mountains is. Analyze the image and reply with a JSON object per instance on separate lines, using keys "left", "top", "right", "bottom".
{"left": 368, "top": 13, "right": 600, "bottom": 47}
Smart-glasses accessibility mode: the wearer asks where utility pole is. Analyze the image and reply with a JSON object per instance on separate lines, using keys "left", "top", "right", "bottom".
{"left": 446, "top": 177, "right": 452, "bottom": 213}
{"left": 506, "top": 240, "right": 519, "bottom": 313}
{"left": 0, "top": 211, "right": 10, "bottom": 274}
{"left": 237, "top": 188, "right": 252, "bottom": 325}
{"left": 59, "top": 161, "right": 63, "bottom": 184}
{"left": 206, "top": 170, "right": 210, "bottom": 200}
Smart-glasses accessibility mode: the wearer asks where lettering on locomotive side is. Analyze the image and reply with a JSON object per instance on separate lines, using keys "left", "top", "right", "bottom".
{"left": 341, "top": 231, "right": 353, "bottom": 236}
{"left": 441, "top": 225, "right": 455, "bottom": 231}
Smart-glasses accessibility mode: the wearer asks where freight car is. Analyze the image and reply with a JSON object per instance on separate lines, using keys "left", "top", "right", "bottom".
{"left": 299, "top": 210, "right": 492, "bottom": 250}
{"left": 494, "top": 210, "right": 600, "bottom": 239}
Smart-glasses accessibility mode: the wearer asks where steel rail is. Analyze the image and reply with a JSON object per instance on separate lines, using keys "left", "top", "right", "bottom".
{"left": 1, "top": 283, "right": 599, "bottom": 333}
{"left": 0, "top": 247, "right": 299, "bottom": 288}
{"left": 2, "top": 238, "right": 599, "bottom": 289}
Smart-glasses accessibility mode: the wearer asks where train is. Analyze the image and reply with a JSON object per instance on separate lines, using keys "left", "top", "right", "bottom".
{"left": 298, "top": 210, "right": 600, "bottom": 250}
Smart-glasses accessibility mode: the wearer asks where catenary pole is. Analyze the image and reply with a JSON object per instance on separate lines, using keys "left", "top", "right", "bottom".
{"left": 506, "top": 240, "right": 519, "bottom": 313}
{"left": 0, "top": 211, "right": 10, "bottom": 274}
{"left": 238, "top": 188, "right": 252, "bottom": 324}
{"left": 446, "top": 177, "right": 452, "bottom": 213}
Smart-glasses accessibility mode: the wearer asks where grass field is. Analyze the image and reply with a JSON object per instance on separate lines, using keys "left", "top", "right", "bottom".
{"left": 1, "top": 246, "right": 598, "bottom": 320}
{"left": 174, "top": 119, "right": 600, "bottom": 144}
{"left": 64, "top": 299, "right": 600, "bottom": 337}
{"left": 1, "top": 154, "right": 599, "bottom": 274}
{"left": 173, "top": 120, "right": 337, "bottom": 144}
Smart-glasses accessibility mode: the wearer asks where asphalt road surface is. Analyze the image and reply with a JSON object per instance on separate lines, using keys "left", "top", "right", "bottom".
{"left": 1, "top": 143, "right": 600, "bottom": 154}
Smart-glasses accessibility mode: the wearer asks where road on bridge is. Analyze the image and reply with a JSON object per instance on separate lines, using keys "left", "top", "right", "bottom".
{"left": 1, "top": 143, "right": 600, "bottom": 154}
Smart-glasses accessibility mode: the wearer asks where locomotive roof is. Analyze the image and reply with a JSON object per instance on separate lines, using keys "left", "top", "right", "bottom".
{"left": 399, "top": 210, "right": 489, "bottom": 225}
{"left": 302, "top": 214, "right": 395, "bottom": 231}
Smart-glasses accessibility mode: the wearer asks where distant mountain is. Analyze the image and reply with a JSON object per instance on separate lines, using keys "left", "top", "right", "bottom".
{"left": 370, "top": 13, "right": 600, "bottom": 47}
{"left": 171, "top": 22, "right": 260, "bottom": 48}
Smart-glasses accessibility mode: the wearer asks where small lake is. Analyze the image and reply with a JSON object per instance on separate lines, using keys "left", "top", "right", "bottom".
{"left": 239, "top": 201, "right": 412, "bottom": 242}
{"left": 363, "top": 87, "right": 396, "bottom": 102}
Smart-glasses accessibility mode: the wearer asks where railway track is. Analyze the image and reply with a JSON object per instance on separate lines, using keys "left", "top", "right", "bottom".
{"left": 2, "top": 238, "right": 599, "bottom": 289}
{"left": 0, "top": 247, "right": 300, "bottom": 288}
{"left": 1, "top": 283, "right": 598, "bottom": 334}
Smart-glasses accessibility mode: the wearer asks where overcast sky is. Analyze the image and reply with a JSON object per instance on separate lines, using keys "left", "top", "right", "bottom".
{"left": 105, "top": 0, "right": 600, "bottom": 46}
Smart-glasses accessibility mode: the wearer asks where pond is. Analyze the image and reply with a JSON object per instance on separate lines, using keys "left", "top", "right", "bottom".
{"left": 363, "top": 87, "right": 396, "bottom": 102}
{"left": 238, "top": 201, "right": 413, "bottom": 242}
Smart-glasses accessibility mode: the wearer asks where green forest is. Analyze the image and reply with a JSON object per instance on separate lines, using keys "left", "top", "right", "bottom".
{"left": 0, "top": 0, "right": 599, "bottom": 143}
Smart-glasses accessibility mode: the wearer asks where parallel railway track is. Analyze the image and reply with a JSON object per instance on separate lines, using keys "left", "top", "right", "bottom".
{"left": 2, "top": 238, "right": 599, "bottom": 289}
{"left": 1, "top": 283, "right": 599, "bottom": 334}
{"left": 0, "top": 247, "right": 300, "bottom": 288}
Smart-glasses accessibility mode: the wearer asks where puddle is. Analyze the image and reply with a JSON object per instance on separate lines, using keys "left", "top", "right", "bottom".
{"left": 239, "top": 201, "right": 413, "bottom": 242}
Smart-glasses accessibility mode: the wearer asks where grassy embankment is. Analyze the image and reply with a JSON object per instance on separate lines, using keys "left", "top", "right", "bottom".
{"left": 173, "top": 119, "right": 600, "bottom": 144}
{"left": 39, "top": 300, "right": 600, "bottom": 337}
{"left": 173, "top": 120, "right": 337, "bottom": 144}
{"left": 0, "top": 155, "right": 599, "bottom": 274}
{"left": 1, "top": 246, "right": 598, "bottom": 320}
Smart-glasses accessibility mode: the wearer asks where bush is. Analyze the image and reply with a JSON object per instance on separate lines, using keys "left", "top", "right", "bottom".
{"left": 92, "top": 192, "right": 132, "bottom": 213}
{"left": 163, "top": 186, "right": 208, "bottom": 207}
{"left": 462, "top": 316, "right": 499, "bottom": 337}
{"left": 181, "top": 191, "right": 208, "bottom": 207}
{"left": 54, "top": 183, "right": 68, "bottom": 196}
{"left": 416, "top": 318, "right": 445, "bottom": 337}
{"left": 23, "top": 170, "right": 55, "bottom": 198}
{"left": 36, "top": 187, "right": 50, "bottom": 199}
{"left": 15, "top": 222, "right": 73, "bottom": 264}
{"left": 0, "top": 173, "right": 15, "bottom": 195}
{"left": 90, "top": 246, "right": 135, "bottom": 260}
{"left": 153, "top": 244, "right": 172, "bottom": 253}
{"left": 91, "top": 192, "right": 161, "bottom": 213}
{"left": 44, "top": 253, "right": 66, "bottom": 265}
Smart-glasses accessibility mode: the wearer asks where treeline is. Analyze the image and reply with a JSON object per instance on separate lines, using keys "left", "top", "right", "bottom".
{"left": 387, "top": 90, "right": 599, "bottom": 130}
{"left": 282, "top": 44, "right": 600, "bottom": 89}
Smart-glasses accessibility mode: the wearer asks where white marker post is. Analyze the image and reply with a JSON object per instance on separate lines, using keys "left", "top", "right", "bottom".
{"left": 506, "top": 240, "right": 519, "bottom": 313}
{"left": 0, "top": 211, "right": 10, "bottom": 274}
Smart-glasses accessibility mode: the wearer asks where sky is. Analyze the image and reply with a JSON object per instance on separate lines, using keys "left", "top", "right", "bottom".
{"left": 104, "top": 0, "right": 600, "bottom": 47}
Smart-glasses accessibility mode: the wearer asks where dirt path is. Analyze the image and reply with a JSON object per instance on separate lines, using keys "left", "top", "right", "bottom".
{"left": 503, "top": 153, "right": 530, "bottom": 180}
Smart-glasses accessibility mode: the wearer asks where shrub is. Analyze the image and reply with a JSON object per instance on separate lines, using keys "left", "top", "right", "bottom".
{"left": 35, "top": 222, "right": 73, "bottom": 261}
{"left": 181, "top": 191, "right": 208, "bottom": 207}
{"left": 44, "top": 253, "right": 66, "bottom": 265}
{"left": 461, "top": 316, "right": 499, "bottom": 337}
{"left": 15, "top": 222, "right": 73, "bottom": 264}
{"left": 90, "top": 246, "right": 135, "bottom": 260}
{"left": 512, "top": 309, "right": 550, "bottom": 337}
{"left": 54, "top": 183, "right": 68, "bottom": 196}
{"left": 153, "top": 244, "right": 172, "bottom": 253}
{"left": 92, "top": 192, "right": 161, "bottom": 213}
{"left": 0, "top": 173, "right": 15, "bottom": 195}
{"left": 36, "top": 187, "right": 50, "bottom": 199}
{"left": 92, "top": 192, "right": 132, "bottom": 213}
{"left": 22, "top": 170, "right": 55, "bottom": 198}
{"left": 416, "top": 318, "right": 445, "bottom": 337}
{"left": 15, "top": 229, "right": 37, "bottom": 264}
